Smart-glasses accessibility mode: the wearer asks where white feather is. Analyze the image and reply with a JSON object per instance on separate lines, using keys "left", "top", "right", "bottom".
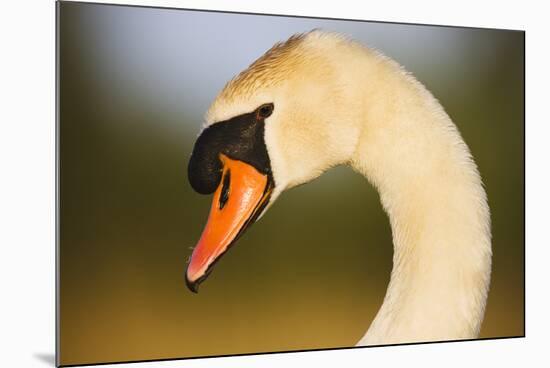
{"left": 207, "top": 30, "right": 492, "bottom": 346}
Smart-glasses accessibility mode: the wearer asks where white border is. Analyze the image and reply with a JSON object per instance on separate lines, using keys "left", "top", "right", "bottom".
{"left": 63, "top": 0, "right": 528, "bottom": 30}
{"left": 1, "top": 1, "right": 548, "bottom": 367}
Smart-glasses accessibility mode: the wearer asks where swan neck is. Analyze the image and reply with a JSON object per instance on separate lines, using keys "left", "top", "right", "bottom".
{"left": 345, "top": 58, "right": 492, "bottom": 345}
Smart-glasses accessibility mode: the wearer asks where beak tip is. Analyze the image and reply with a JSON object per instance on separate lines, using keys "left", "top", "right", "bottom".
{"left": 185, "top": 274, "right": 200, "bottom": 294}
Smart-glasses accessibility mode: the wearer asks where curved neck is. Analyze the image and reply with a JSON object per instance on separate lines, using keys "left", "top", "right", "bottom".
{"left": 342, "top": 53, "right": 492, "bottom": 345}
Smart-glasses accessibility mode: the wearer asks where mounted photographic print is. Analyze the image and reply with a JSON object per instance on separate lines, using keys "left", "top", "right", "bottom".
{"left": 56, "top": 1, "right": 525, "bottom": 366}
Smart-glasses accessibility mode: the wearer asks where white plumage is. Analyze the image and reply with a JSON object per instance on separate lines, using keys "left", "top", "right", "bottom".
{"left": 205, "top": 30, "right": 492, "bottom": 345}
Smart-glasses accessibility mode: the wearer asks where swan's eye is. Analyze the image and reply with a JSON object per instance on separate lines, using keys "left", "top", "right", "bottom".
{"left": 257, "top": 103, "right": 274, "bottom": 119}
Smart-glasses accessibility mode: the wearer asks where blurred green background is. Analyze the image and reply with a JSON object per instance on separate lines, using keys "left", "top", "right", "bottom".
{"left": 58, "top": 2, "right": 524, "bottom": 366}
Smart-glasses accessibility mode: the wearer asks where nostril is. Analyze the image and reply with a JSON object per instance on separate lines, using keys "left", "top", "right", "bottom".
{"left": 219, "top": 169, "right": 231, "bottom": 210}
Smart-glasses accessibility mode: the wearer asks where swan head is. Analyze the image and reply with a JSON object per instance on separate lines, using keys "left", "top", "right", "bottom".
{"left": 185, "top": 31, "right": 361, "bottom": 292}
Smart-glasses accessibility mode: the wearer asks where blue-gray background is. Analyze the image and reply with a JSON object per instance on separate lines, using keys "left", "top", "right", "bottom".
{"left": 59, "top": 2, "right": 524, "bottom": 365}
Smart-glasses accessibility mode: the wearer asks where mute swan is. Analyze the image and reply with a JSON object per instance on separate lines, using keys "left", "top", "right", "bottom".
{"left": 185, "top": 30, "right": 492, "bottom": 346}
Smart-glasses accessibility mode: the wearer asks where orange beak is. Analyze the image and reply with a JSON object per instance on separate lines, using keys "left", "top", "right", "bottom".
{"left": 185, "top": 153, "right": 273, "bottom": 292}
